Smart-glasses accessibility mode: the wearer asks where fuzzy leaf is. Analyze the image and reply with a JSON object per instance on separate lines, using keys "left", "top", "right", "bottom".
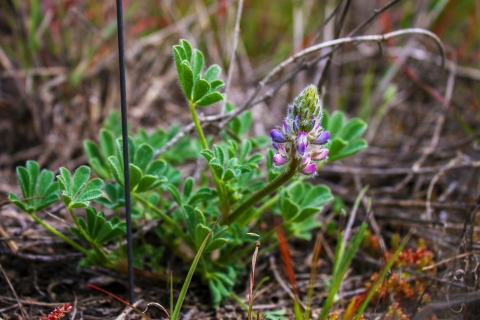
{"left": 239, "top": 140, "right": 252, "bottom": 163}
{"left": 183, "top": 177, "right": 194, "bottom": 199}
{"left": 107, "top": 156, "right": 124, "bottom": 186}
{"left": 204, "top": 238, "right": 228, "bottom": 253}
{"left": 180, "top": 39, "right": 193, "bottom": 61}
{"left": 222, "top": 168, "right": 241, "bottom": 182}
{"left": 291, "top": 207, "right": 319, "bottom": 223}
{"left": 330, "top": 139, "right": 368, "bottom": 161}
{"left": 71, "top": 166, "right": 91, "bottom": 199}
{"left": 188, "top": 188, "right": 214, "bottom": 205}
{"left": 214, "top": 145, "right": 225, "bottom": 165}
{"left": 193, "top": 79, "right": 211, "bottom": 103}
{"left": 195, "top": 223, "right": 211, "bottom": 249}
{"left": 167, "top": 184, "right": 182, "bottom": 205}
{"left": 146, "top": 159, "right": 166, "bottom": 176}
{"left": 209, "top": 160, "right": 224, "bottom": 178}
{"left": 191, "top": 49, "right": 204, "bottom": 78}
{"left": 173, "top": 46, "right": 186, "bottom": 71}
{"left": 339, "top": 118, "right": 367, "bottom": 141}
{"left": 281, "top": 197, "right": 300, "bottom": 221}
{"left": 301, "top": 185, "right": 333, "bottom": 208}
{"left": 327, "top": 111, "right": 345, "bottom": 139}
{"left": 327, "top": 138, "right": 348, "bottom": 160}
{"left": 209, "top": 79, "right": 224, "bottom": 92}
{"left": 179, "top": 61, "right": 194, "bottom": 100}
{"left": 100, "top": 129, "right": 116, "bottom": 158}
{"left": 200, "top": 149, "right": 216, "bottom": 162}
{"left": 204, "top": 64, "right": 221, "bottom": 82}
{"left": 195, "top": 92, "right": 224, "bottom": 107}
{"left": 129, "top": 164, "right": 143, "bottom": 190}
{"left": 135, "top": 175, "right": 164, "bottom": 193}
{"left": 134, "top": 144, "right": 154, "bottom": 172}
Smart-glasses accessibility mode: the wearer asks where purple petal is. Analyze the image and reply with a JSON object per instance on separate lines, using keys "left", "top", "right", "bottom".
{"left": 301, "top": 153, "right": 311, "bottom": 166}
{"left": 296, "top": 132, "right": 308, "bottom": 154}
{"left": 314, "top": 131, "right": 330, "bottom": 144}
{"left": 301, "top": 163, "right": 317, "bottom": 175}
{"left": 293, "top": 114, "right": 300, "bottom": 132}
{"left": 278, "top": 145, "right": 288, "bottom": 157}
{"left": 282, "top": 120, "right": 289, "bottom": 134}
{"left": 273, "top": 154, "right": 288, "bottom": 166}
{"left": 311, "top": 149, "right": 329, "bottom": 161}
{"left": 270, "top": 129, "right": 286, "bottom": 143}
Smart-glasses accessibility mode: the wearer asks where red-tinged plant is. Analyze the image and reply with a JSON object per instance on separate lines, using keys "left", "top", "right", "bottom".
{"left": 40, "top": 303, "right": 72, "bottom": 320}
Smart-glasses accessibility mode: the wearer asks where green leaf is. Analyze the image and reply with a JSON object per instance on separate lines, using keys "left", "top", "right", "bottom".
{"left": 209, "top": 160, "right": 224, "bottom": 178}
{"left": 193, "top": 79, "right": 211, "bottom": 103}
{"left": 75, "top": 178, "right": 103, "bottom": 202}
{"left": 195, "top": 92, "right": 224, "bottom": 107}
{"left": 188, "top": 188, "right": 214, "bottom": 205}
{"left": 179, "top": 61, "right": 194, "bottom": 100}
{"left": 239, "top": 140, "right": 252, "bottom": 163}
{"left": 281, "top": 197, "right": 300, "bottom": 221}
{"left": 328, "top": 111, "right": 345, "bottom": 139}
{"left": 327, "top": 138, "right": 347, "bottom": 160}
{"left": 183, "top": 177, "right": 194, "bottom": 199}
{"left": 167, "top": 184, "right": 182, "bottom": 205}
{"left": 8, "top": 193, "right": 28, "bottom": 212}
{"left": 129, "top": 164, "right": 143, "bottom": 190}
{"left": 146, "top": 159, "right": 166, "bottom": 176}
{"left": 222, "top": 168, "right": 241, "bottom": 182}
{"left": 301, "top": 185, "right": 333, "bottom": 208}
{"left": 69, "top": 227, "right": 87, "bottom": 242}
{"left": 200, "top": 149, "right": 215, "bottom": 162}
{"left": 330, "top": 139, "right": 368, "bottom": 161}
{"left": 191, "top": 49, "right": 204, "bottom": 77}
{"left": 134, "top": 144, "right": 154, "bottom": 172}
{"left": 291, "top": 207, "right": 319, "bottom": 223}
{"left": 210, "top": 79, "right": 224, "bottom": 92}
{"left": 100, "top": 129, "right": 116, "bottom": 158}
{"left": 84, "top": 140, "right": 104, "bottom": 166}
{"left": 195, "top": 223, "right": 211, "bottom": 249}
{"left": 108, "top": 156, "right": 124, "bottom": 186}
{"left": 204, "top": 64, "right": 221, "bottom": 82}
{"left": 205, "top": 238, "right": 228, "bottom": 253}
{"left": 339, "top": 118, "right": 367, "bottom": 141}
{"left": 173, "top": 46, "right": 186, "bottom": 71}
{"left": 180, "top": 39, "right": 193, "bottom": 61}
{"left": 135, "top": 175, "right": 163, "bottom": 193}
{"left": 71, "top": 166, "right": 91, "bottom": 198}
{"left": 214, "top": 145, "right": 225, "bottom": 165}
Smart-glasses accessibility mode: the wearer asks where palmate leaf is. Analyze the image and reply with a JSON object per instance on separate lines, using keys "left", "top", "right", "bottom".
{"left": 9, "top": 161, "right": 60, "bottom": 214}
{"left": 57, "top": 166, "right": 103, "bottom": 208}
{"left": 173, "top": 39, "right": 225, "bottom": 106}
{"left": 70, "top": 207, "right": 126, "bottom": 245}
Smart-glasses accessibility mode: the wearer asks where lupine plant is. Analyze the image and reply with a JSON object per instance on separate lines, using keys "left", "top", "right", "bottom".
{"left": 9, "top": 39, "right": 368, "bottom": 309}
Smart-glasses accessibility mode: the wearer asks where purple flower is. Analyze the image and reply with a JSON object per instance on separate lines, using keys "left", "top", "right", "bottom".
{"left": 270, "top": 129, "right": 286, "bottom": 143}
{"left": 273, "top": 153, "right": 288, "bottom": 166}
{"left": 313, "top": 131, "right": 330, "bottom": 145}
{"left": 277, "top": 145, "right": 288, "bottom": 157}
{"left": 296, "top": 132, "right": 308, "bottom": 154}
{"left": 300, "top": 163, "right": 317, "bottom": 175}
{"left": 293, "top": 114, "right": 300, "bottom": 132}
{"left": 282, "top": 120, "right": 289, "bottom": 134}
{"left": 311, "top": 149, "right": 329, "bottom": 161}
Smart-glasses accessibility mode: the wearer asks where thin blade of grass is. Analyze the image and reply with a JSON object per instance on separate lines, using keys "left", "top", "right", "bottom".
{"left": 171, "top": 215, "right": 223, "bottom": 320}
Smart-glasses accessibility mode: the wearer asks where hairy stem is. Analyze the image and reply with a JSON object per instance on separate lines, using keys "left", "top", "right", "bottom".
{"left": 228, "top": 158, "right": 301, "bottom": 224}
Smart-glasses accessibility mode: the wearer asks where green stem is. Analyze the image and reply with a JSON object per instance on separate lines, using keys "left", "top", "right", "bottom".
{"left": 132, "top": 193, "right": 189, "bottom": 243}
{"left": 30, "top": 212, "right": 88, "bottom": 255}
{"left": 188, "top": 101, "right": 230, "bottom": 219}
{"left": 229, "top": 158, "right": 301, "bottom": 224}
{"left": 67, "top": 207, "right": 115, "bottom": 269}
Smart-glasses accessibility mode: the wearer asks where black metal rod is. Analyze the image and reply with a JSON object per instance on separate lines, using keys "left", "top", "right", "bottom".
{"left": 115, "top": 0, "right": 135, "bottom": 303}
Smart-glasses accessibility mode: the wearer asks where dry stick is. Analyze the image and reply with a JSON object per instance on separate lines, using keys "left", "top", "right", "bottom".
{"left": 422, "top": 252, "right": 476, "bottom": 271}
{"left": 222, "top": 0, "right": 244, "bottom": 114}
{"left": 425, "top": 53, "right": 457, "bottom": 221}
{"left": 269, "top": 256, "right": 307, "bottom": 310}
{"left": 0, "top": 263, "right": 28, "bottom": 319}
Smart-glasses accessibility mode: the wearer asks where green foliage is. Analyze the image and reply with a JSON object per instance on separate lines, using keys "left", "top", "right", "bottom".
{"left": 57, "top": 166, "right": 103, "bottom": 209}
{"left": 323, "top": 111, "right": 368, "bottom": 161}
{"left": 173, "top": 39, "right": 225, "bottom": 106}
{"left": 9, "top": 161, "right": 59, "bottom": 214}
{"left": 70, "top": 207, "right": 126, "bottom": 245}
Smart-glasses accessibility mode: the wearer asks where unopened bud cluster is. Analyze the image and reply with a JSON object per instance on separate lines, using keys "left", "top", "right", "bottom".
{"left": 270, "top": 85, "right": 330, "bottom": 176}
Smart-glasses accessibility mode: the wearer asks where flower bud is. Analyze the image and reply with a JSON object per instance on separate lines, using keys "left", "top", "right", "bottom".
{"left": 270, "top": 129, "right": 286, "bottom": 143}
{"left": 311, "top": 149, "right": 329, "bottom": 161}
{"left": 296, "top": 132, "right": 308, "bottom": 155}
{"left": 313, "top": 131, "right": 330, "bottom": 145}
{"left": 300, "top": 163, "right": 317, "bottom": 175}
{"left": 273, "top": 153, "right": 288, "bottom": 166}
